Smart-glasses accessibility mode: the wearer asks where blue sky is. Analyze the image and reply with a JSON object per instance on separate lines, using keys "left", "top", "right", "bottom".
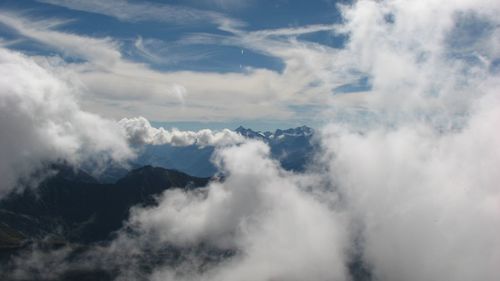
{"left": 0, "top": 0, "right": 361, "bottom": 131}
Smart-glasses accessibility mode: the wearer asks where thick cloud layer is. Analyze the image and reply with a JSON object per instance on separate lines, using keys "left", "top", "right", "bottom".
{"left": 117, "top": 141, "right": 350, "bottom": 281}
{"left": 118, "top": 116, "right": 245, "bottom": 147}
{"left": 321, "top": 104, "right": 500, "bottom": 281}
{"left": 317, "top": 1, "right": 500, "bottom": 281}
{"left": 0, "top": 48, "right": 133, "bottom": 197}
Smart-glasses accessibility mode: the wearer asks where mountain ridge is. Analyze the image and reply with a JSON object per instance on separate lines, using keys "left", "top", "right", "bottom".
{"left": 235, "top": 125, "right": 314, "bottom": 140}
{"left": 0, "top": 164, "right": 210, "bottom": 245}
{"left": 133, "top": 125, "right": 316, "bottom": 179}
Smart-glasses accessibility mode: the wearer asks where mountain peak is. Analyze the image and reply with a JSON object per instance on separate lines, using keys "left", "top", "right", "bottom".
{"left": 234, "top": 126, "right": 314, "bottom": 141}
{"left": 235, "top": 125, "right": 246, "bottom": 131}
{"left": 235, "top": 125, "right": 314, "bottom": 140}
{"left": 234, "top": 126, "right": 264, "bottom": 139}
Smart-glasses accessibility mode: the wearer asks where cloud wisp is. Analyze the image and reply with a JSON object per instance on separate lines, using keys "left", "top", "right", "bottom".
{"left": 0, "top": 9, "right": 348, "bottom": 123}
{"left": 36, "top": 0, "right": 243, "bottom": 28}
{"left": 0, "top": 12, "right": 121, "bottom": 65}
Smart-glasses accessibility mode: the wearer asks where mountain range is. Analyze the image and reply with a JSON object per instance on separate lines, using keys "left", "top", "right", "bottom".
{"left": 132, "top": 126, "right": 315, "bottom": 179}
{"left": 1, "top": 126, "right": 316, "bottom": 248}
{"left": 0, "top": 126, "right": 329, "bottom": 281}
{"left": 0, "top": 164, "right": 212, "bottom": 280}
{"left": 0, "top": 165, "right": 208, "bottom": 247}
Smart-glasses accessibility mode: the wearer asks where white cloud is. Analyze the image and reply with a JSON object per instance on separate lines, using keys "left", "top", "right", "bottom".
{"left": 118, "top": 116, "right": 245, "bottom": 147}
{"left": 320, "top": 98, "right": 500, "bottom": 281}
{"left": 335, "top": 0, "right": 499, "bottom": 112}
{"left": 250, "top": 24, "right": 338, "bottom": 37}
{"left": 194, "top": 0, "right": 258, "bottom": 11}
{"left": 123, "top": 141, "right": 350, "bottom": 281}
{"left": 0, "top": 12, "right": 121, "bottom": 65}
{"left": 316, "top": 1, "right": 500, "bottom": 281}
{"left": 36, "top": 0, "right": 244, "bottom": 28}
{"left": 0, "top": 47, "right": 133, "bottom": 197}
{"left": 0, "top": 10, "right": 352, "bottom": 123}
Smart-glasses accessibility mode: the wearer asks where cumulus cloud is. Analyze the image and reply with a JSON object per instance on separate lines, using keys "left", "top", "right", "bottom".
{"left": 118, "top": 116, "right": 245, "bottom": 147}
{"left": 321, "top": 105, "right": 500, "bottom": 281}
{"left": 1, "top": 142, "right": 348, "bottom": 281}
{"left": 331, "top": 0, "right": 498, "bottom": 114}
{"left": 115, "top": 141, "right": 350, "bottom": 281}
{"left": 316, "top": 1, "right": 500, "bottom": 281}
{"left": 0, "top": 47, "right": 133, "bottom": 197}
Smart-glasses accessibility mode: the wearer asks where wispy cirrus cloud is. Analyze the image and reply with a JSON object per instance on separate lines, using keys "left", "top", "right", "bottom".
{"left": 133, "top": 36, "right": 215, "bottom": 66}
{"left": 0, "top": 10, "right": 351, "bottom": 123}
{"left": 194, "top": 0, "right": 259, "bottom": 11}
{"left": 0, "top": 12, "right": 121, "bottom": 65}
{"left": 36, "top": 0, "right": 244, "bottom": 28}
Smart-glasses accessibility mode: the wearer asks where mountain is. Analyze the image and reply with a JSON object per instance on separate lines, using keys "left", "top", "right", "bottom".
{"left": 235, "top": 125, "right": 314, "bottom": 140}
{"left": 0, "top": 164, "right": 210, "bottom": 281}
{"left": 0, "top": 126, "right": 317, "bottom": 280}
{"left": 134, "top": 126, "right": 316, "bottom": 178}
{"left": 0, "top": 125, "right": 316, "bottom": 244}
{"left": 0, "top": 164, "right": 209, "bottom": 245}
{"left": 0, "top": 152, "right": 369, "bottom": 281}
{"left": 256, "top": 126, "right": 315, "bottom": 171}
{"left": 134, "top": 144, "right": 217, "bottom": 179}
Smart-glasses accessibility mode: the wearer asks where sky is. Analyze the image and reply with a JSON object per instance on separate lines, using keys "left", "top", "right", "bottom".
{"left": 0, "top": 0, "right": 354, "bottom": 131}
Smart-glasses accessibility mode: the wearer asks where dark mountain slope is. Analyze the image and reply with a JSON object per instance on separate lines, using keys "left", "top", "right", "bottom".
{"left": 0, "top": 165, "right": 210, "bottom": 244}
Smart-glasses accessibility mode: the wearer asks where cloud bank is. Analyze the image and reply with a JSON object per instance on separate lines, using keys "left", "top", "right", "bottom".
{"left": 111, "top": 141, "right": 350, "bottom": 281}
{"left": 317, "top": 1, "right": 500, "bottom": 281}
{"left": 118, "top": 116, "right": 245, "bottom": 147}
{"left": 0, "top": 47, "right": 133, "bottom": 197}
